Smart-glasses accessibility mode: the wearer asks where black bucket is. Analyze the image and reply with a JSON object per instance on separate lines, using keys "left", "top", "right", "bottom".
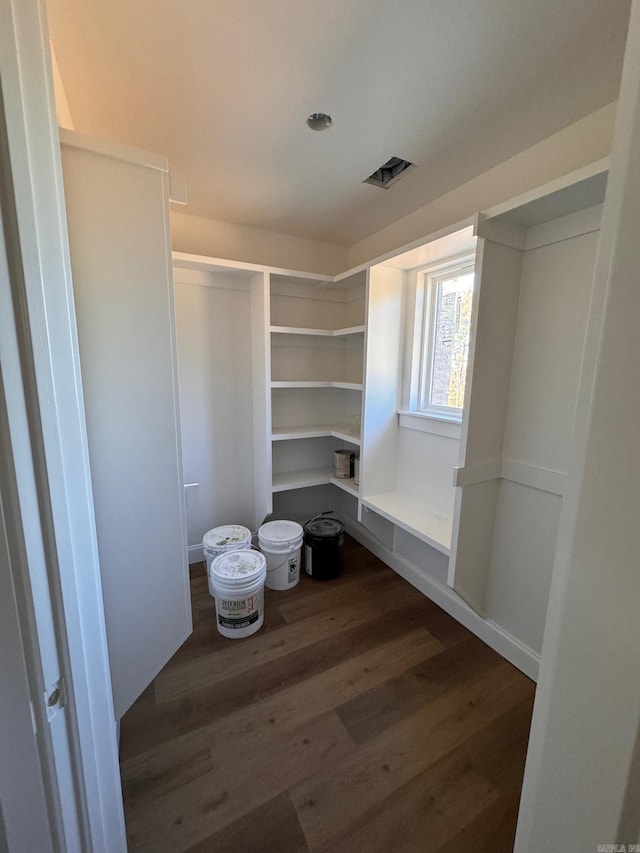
{"left": 304, "top": 515, "right": 344, "bottom": 581}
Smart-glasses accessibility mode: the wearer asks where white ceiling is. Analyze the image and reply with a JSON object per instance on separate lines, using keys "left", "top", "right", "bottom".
{"left": 47, "top": 0, "right": 630, "bottom": 247}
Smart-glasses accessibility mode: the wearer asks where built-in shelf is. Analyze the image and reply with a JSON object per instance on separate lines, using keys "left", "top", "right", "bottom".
{"left": 271, "top": 325, "right": 365, "bottom": 337}
{"left": 271, "top": 380, "right": 363, "bottom": 391}
{"left": 331, "top": 476, "right": 359, "bottom": 496}
{"left": 272, "top": 467, "right": 331, "bottom": 492}
{"left": 271, "top": 424, "right": 361, "bottom": 445}
{"left": 272, "top": 468, "right": 360, "bottom": 494}
{"left": 361, "top": 492, "right": 452, "bottom": 556}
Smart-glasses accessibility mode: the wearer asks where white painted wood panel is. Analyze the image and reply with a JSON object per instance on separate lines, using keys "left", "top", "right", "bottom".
{"left": 61, "top": 138, "right": 191, "bottom": 720}
{"left": 251, "top": 272, "right": 272, "bottom": 526}
{"left": 396, "top": 428, "right": 458, "bottom": 521}
{"left": 502, "top": 229, "right": 599, "bottom": 472}
{"left": 459, "top": 238, "right": 523, "bottom": 467}
{"left": 360, "top": 267, "right": 404, "bottom": 499}
{"left": 486, "top": 481, "right": 561, "bottom": 654}
{"left": 173, "top": 272, "right": 257, "bottom": 537}
{"left": 449, "top": 237, "right": 522, "bottom": 611}
{"left": 449, "top": 479, "right": 500, "bottom": 614}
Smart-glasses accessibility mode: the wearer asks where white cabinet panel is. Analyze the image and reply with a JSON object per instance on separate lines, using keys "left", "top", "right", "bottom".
{"left": 502, "top": 231, "right": 598, "bottom": 472}
{"left": 61, "top": 131, "right": 191, "bottom": 719}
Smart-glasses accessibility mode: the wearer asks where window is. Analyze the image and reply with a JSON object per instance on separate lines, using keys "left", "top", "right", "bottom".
{"left": 410, "top": 256, "right": 475, "bottom": 421}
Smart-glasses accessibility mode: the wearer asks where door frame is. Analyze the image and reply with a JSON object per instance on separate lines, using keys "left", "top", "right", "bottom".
{"left": 0, "top": 0, "right": 126, "bottom": 849}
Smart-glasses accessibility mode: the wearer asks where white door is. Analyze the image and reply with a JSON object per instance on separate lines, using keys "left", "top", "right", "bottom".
{"left": 60, "top": 132, "right": 192, "bottom": 720}
{"left": 0, "top": 484, "right": 55, "bottom": 853}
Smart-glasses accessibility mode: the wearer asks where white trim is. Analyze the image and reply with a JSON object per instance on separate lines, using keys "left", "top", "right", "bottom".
{"left": 344, "top": 517, "right": 539, "bottom": 681}
{"left": 453, "top": 460, "right": 502, "bottom": 487}
{"left": 474, "top": 212, "right": 526, "bottom": 250}
{"left": 188, "top": 544, "right": 204, "bottom": 564}
{"left": 397, "top": 410, "right": 461, "bottom": 439}
{"left": 482, "top": 158, "right": 610, "bottom": 222}
{"left": 524, "top": 203, "right": 602, "bottom": 251}
{"left": 363, "top": 217, "right": 478, "bottom": 274}
{"left": 59, "top": 127, "right": 168, "bottom": 173}
{"left": 452, "top": 459, "right": 565, "bottom": 495}
{"left": 173, "top": 250, "right": 335, "bottom": 282}
{"left": 501, "top": 459, "right": 566, "bottom": 496}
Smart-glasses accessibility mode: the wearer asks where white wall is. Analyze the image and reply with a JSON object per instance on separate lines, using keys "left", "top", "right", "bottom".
{"left": 173, "top": 270, "right": 257, "bottom": 553}
{"left": 171, "top": 210, "right": 348, "bottom": 275}
{"left": 485, "top": 224, "right": 600, "bottom": 655}
{"left": 396, "top": 429, "right": 458, "bottom": 521}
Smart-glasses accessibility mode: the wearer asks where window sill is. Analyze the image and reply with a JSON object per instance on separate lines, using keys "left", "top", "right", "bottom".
{"left": 398, "top": 410, "right": 462, "bottom": 439}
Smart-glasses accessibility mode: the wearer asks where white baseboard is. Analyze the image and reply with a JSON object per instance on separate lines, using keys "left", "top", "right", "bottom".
{"left": 344, "top": 517, "right": 539, "bottom": 681}
{"left": 188, "top": 544, "right": 204, "bottom": 564}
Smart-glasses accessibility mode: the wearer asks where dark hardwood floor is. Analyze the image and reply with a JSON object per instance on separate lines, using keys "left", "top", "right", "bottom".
{"left": 120, "top": 536, "right": 535, "bottom": 852}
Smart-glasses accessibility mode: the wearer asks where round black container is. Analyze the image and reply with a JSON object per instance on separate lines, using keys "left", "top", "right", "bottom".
{"left": 304, "top": 516, "right": 344, "bottom": 580}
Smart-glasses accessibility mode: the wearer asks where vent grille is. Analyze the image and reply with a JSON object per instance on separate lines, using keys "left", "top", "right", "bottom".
{"left": 363, "top": 156, "right": 415, "bottom": 189}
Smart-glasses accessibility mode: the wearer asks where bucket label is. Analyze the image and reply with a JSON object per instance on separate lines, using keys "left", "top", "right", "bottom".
{"left": 288, "top": 557, "right": 298, "bottom": 584}
{"left": 217, "top": 589, "right": 263, "bottom": 630}
{"left": 305, "top": 544, "right": 312, "bottom": 575}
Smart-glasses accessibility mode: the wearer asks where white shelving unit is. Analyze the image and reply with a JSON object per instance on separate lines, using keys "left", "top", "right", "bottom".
{"left": 269, "top": 271, "right": 366, "bottom": 498}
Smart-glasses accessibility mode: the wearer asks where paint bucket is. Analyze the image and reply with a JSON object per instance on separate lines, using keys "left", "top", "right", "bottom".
{"left": 209, "top": 549, "right": 267, "bottom": 639}
{"left": 333, "top": 449, "right": 354, "bottom": 479}
{"left": 203, "top": 525, "right": 252, "bottom": 595}
{"left": 258, "top": 520, "right": 304, "bottom": 590}
{"left": 304, "top": 515, "right": 345, "bottom": 580}
{"left": 354, "top": 455, "right": 360, "bottom": 486}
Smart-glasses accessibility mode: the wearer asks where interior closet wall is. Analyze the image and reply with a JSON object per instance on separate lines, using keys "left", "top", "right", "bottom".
{"left": 485, "top": 219, "right": 601, "bottom": 652}
{"left": 173, "top": 266, "right": 257, "bottom": 553}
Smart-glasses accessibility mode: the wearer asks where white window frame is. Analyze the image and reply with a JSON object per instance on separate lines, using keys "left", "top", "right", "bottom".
{"left": 407, "top": 253, "right": 475, "bottom": 423}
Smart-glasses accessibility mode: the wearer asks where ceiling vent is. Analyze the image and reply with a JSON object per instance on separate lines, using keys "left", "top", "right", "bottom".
{"left": 363, "top": 156, "right": 415, "bottom": 189}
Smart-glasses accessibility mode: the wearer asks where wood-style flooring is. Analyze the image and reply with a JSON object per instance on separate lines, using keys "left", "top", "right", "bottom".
{"left": 120, "top": 536, "right": 535, "bottom": 852}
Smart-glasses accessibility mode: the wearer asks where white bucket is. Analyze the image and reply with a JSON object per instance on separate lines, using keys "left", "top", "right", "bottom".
{"left": 203, "top": 525, "right": 252, "bottom": 594}
{"left": 209, "top": 549, "right": 267, "bottom": 639}
{"left": 258, "top": 520, "right": 304, "bottom": 591}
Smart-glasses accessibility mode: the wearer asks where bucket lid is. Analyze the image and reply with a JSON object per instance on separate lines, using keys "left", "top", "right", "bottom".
{"left": 258, "top": 519, "right": 303, "bottom": 545}
{"left": 211, "top": 549, "right": 266, "bottom": 581}
{"left": 203, "top": 525, "right": 251, "bottom": 551}
{"left": 305, "top": 517, "right": 344, "bottom": 538}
